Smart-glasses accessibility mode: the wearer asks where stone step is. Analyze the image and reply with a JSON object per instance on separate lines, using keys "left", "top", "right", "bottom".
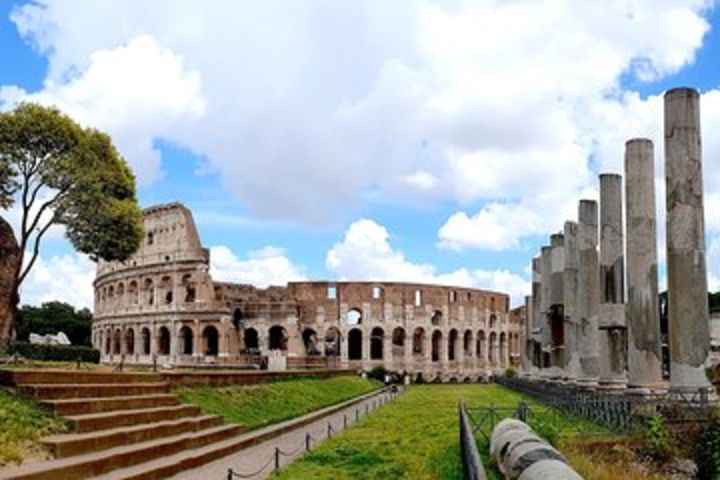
{"left": 41, "top": 415, "right": 225, "bottom": 458}
{"left": 2, "top": 370, "right": 164, "bottom": 386}
{"left": 68, "top": 405, "right": 201, "bottom": 433}
{"left": 41, "top": 394, "right": 179, "bottom": 416}
{"left": 18, "top": 382, "right": 170, "bottom": 400}
{"left": 0, "top": 424, "right": 242, "bottom": 480}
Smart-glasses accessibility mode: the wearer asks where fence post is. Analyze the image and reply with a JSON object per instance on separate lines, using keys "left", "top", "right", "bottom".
{"left": 344, "top": 414, "right": 347, "bottom": 428}
{"left": 327, "top": 422, "right": 332, "bottom": 438}
{"left": 305, "top": 432, "right": 311, "bottom": 451}
{"left": 274, "top": 447, "right": 280, "bottom": 471}
{"left": 227, "top": 468, "right": 233, "bottom": 480}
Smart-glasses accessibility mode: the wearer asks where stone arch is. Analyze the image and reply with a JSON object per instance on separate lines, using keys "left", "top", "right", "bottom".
{"left": 141, "top": 327, "right": 151, "bottom": 355}
{"left": 346, "top": 308, "right": 362, "bottom": 326}
{"left": 202, "top": 325, "right": 219, "bottom": 356}
{"left": 431, "top": 310, "right": 442, "bottom": 326}
{"left": 124, "top": 328, "right": 135, "bottom": 355}
{"left": 232, "top": 308, "right": 243, "bottom": 330}
{"left": 412, "top": 327, "right": 425, "bottom": 357}
{"left": 179, "top": 326, "right": 193, "bottom": 355}
{"left": 431, "top": 330, "right": 442, "bottom": 362}
{"left": 143, "top": 278, "right": 154, "bottom": 305}
{"left": 324, "top": 327, "right": 341, "bottom": 357}
{"left": 391, "top": 327, "right": 405, "bottom": 358}
{"left": 302, "top": 328, "right": 320, "bottom": 356}
{"left": 489, "top": 314, "right": 497, "bottom": 329}
{"left": 448, "top": 329, "right": 458, "bottom": 361}
{"left": 158, "top": 326, "right": 171, "bottom": 355}
{"left": 117, "top": 282, "right": 125, "bottom": 304}
{"left": 182, "top": 274, "right": 196, "bottom": 303}
{"left": 104, "top": 330, "right": 111, "bottom": 355}
{"left": 463, "top": 329, "right": 472, "bottom": 357}
{"left": 348, "top": 328, "right": 362, "bottom": 360}
{"left": 370, "top": 327, "right": 384, "bottom": 360}
{"left": 489, "top": 331, "right": 498, "bottom": 364}
{"left": 160, "top": 276, "right": 173, "bottom": 305}
{"left": 268, "top": 325, "right": 288, "bottom": 351}
{"left": 499, "top": 332, "right": 508, "bottom": 365}
{"left": 128, "top": 280, "right": 138, "bottom": 305}
{"left": 476, "top": 330, "right": 486, "bottom": 359}
{"left": 244, "top": 327, "right": 259, "bottom": 352}
{"left": 113, "top": 329, "right": 121, "bottom": 355}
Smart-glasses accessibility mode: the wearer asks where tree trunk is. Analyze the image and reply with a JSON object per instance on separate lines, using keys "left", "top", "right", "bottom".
{"left": 0, "top": 216, "right": 20, "bottom": 352}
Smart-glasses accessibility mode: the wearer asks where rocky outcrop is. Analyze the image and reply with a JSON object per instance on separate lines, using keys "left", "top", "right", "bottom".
{"left": 0, "top": 215, "right": 20, "bottom": 348}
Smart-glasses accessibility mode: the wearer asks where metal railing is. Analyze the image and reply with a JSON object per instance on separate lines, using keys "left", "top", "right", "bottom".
{"left": 226, "top": 388, "right": 403, "bottom": 479}
{"left": 458, "top": 402, "right": 486, "bottom": 480}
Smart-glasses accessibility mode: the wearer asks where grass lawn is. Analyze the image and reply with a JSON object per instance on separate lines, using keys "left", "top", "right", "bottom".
{"left": 0, "top": 387, "right": 68, "bottom": 466}
{"left": 174, "top": 375, "right": 381, "bottom": 430}
{"left": 272, "top": 384, "right": 533, "bottom": 480}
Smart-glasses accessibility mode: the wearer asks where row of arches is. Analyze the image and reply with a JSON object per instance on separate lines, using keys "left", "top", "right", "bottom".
{"left": 96, "top": 273, "right": 198, "bottom": 312}
{"left": 341, "top": 307, "right": 501, "bottom": 327}
{"left": 96, "top": 324, "right": 220, "bottom": 357}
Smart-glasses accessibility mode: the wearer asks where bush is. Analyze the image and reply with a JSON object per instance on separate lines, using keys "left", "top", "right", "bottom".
{"left": 8, "top": 342, "right": 100, "bottom": 363}
{"left": 642, "top": 414, "right": 676, "bottom": 460}
{"left": 367, "top": 365, "right": 388, "bottom": 383}
{"left": 503, "top": 367, "right": 518, "bottom": 378}
{"left": 696, "top": 414, "right": 720, "bottom": 480}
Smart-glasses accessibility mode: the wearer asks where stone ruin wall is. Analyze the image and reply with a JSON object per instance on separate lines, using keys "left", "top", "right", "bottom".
{"left": 91, "top": 202, "right": 521, "bottom": 381}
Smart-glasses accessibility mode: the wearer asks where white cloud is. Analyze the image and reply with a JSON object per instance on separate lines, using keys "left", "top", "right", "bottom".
{"left": 399, "top": 170, "right": 438, "bottom": 191}
{"left": 19, "top": 252, "right": 96, "bottom": 309}
{"left": 326, "top": 218, "right": 529, "bottom": 305}
{"left": 209, "top": 245, "right": 306, "bottom": 288}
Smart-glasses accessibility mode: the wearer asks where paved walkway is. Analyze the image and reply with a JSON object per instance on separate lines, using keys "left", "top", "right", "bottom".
{"left": 170, "top": 389, "right": 400, "bottom": 480}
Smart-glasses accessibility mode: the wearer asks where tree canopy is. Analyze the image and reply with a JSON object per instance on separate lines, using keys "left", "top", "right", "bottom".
{"left": 16, "top": 301, "right": 93, "bottom": 346}
{"left": 0, "top": 102, "right": 143, "bottom": 344}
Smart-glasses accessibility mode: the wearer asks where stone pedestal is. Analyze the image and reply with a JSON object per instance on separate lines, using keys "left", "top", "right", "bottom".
{"left": 625, "top": 138, "right": 665, "bottom": 393}
{"left": 664, "top": 88, "right": 714, "bottom": 393}
{"left": 577, "top": 200, "right": 600, "bottom": 387}
{"left": 598, "top": 174, "right": 628, "bottom": 390}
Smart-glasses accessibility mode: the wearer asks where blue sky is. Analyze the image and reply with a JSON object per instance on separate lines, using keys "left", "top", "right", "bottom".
{"left": 2, "top": 1, "right": 720, "bottom": 309}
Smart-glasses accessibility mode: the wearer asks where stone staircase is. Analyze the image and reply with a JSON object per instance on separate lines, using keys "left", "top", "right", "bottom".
{"left": 1, "top": 371, "right": 244, "bottom": 480}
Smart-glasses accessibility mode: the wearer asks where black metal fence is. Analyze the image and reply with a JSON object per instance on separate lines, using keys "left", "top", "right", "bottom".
{"left": 458, "top": 402, "right": 486, "bottom": 480}
{"left": 496, "top": 377, "right": 715, "bottom": 432}
{"left": 226, "top": 388, "right": 402, "bottom": 479}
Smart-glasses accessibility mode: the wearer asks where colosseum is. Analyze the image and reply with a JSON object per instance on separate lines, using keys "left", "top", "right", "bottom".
{"left": 92, "top": 203, "right": 522, "bottom": 382}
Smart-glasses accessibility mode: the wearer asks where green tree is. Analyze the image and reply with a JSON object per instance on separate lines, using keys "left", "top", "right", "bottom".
{"left": 16, "top": 301, "right": 93, "bottom": 346}
{"left": 0, "top": 103, "right": 143, "bottom": 348}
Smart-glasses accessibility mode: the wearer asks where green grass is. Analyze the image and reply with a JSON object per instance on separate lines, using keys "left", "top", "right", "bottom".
{"left": 272, "top": 384, "right": 536, "bottom": 480}
{"left": 0, "top": 387, "right": 68, "bottom": 466}
{"left": 174, "top": 375, "right": 380, "bottom": 429}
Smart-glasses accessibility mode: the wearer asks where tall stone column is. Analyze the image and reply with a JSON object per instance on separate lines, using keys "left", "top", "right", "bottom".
{"left": 563, "top": 221, "right": 581, "bottom": 382}
{"left": 522, "top": 294, "right": 533, "bottom": 375}
{"left": 598, "top": 173, "right": 628, "bottom": 390}
{"left": 548, "top": 234, "right": 565, "bottom": 380}
{"left": 540, "top": 246, "right": 553, "bottom": 375}
{"left": 577, "top": 200, "right": 601, "bottom": 387}
{"left": 664, "top": 88, "right": 714, "bottom": 393}
{"left": 625, "top": 138, "right": 665, "bottom": 393}
{"left": 530, "top": 257, "right": 542, "bottom": 374}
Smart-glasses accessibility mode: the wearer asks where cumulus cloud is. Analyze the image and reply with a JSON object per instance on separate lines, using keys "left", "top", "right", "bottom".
{"left": 209, "top": 245, "right": 306, "bottom": 287}
{"left": 326, "top": 219, "right": 529, "bottom": 305}
{"left": 19, "top": 252, "right": 96, "bottom": 309}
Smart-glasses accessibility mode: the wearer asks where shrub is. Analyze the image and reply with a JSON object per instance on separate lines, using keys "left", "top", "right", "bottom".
{"left": 367, "top": 365, "right": 388, "bottom": 383}
{"left": 642, "top": 414, "right": 676, "bottom": 460}
{"left": 8, "top": 342, "right": 100, "bottom": 363}
{"left": 503, "top": 367, "right": 518, "bottom": 378}
{"left": 696, "top": 414, "right": 720, "bottom": 480}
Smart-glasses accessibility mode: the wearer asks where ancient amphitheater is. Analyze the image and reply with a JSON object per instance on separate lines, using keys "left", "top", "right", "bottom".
{"left": 92, "top": 203, "right": 522, "bottom": 381}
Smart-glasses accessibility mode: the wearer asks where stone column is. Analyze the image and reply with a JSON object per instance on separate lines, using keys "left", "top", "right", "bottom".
{"left": 540, "top": 246, "right": 553, "bottom": 374}
{"left": 577, "top": 200, "right": 601, "bottom": 387}
{"left": 598, "top": 173, "right": 628, "bottom": 390}
{"left": 548, "top": 234, "right": 565, "bottom": 380}
{"left": 522, "top": 294, "right": 533, "bottom": 375}
{"left": 625, "top": 138, "right": 665, "bottom": 393}
{"left": 664, "top": 87, "right": 714, "bottom": 393}
{"left": 563, "top": 221, "right": 581, "bottom": 382}
{"left": 530, "top": 256, "right": 542, "bottom": 373}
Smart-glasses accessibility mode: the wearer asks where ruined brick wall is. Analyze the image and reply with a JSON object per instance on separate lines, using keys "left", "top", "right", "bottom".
{"left": 0, "top": 216, "right": 19, "bottom": 346}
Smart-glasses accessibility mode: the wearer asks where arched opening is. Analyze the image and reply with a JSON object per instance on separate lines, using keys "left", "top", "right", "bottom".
{"left": 431, "top": 310, "right": 442, "bottom": 326}
{"left": 117, "top": 283, "right": 125, "bottom": 304}
{"left": 370, "top": 327, "right": 384, "bottom": 360}
{"left": 412, "top": 327, "right": 425, "bottom": 357}
{"left": 489, "top": 332, "right": 498, "bottom": 364}
{"left": 431, "top": 330, "right": 442, "bottom": 362}
{"left": 128, "top": 281, "right": 138, "bottom": 305}
{"left": 113, "top": 329, "right": 121, "bottom": 355}
{"left": 143, "top": 278, "right": 154, "bottom": 305}
{"left": 346, "top": 308, "right": 362, "bottom": 326}
{"left": 499, "top": 332, "right": 507, "bottom": 365}
{"left": 448, "top": 329, "right": 458, "bottom": 361}
{"left": 202, "top": 325, "right": 219, "bottom": 356}
{"left": 161, "top": 276, "right": 173, "bottom": 305}
{"left": 141, "top": 327, "right": 151, "bottom": 355}
{"left": 182, "top": 274, "right": 196, "bottom": 303}
{"left": 391, "top": 327, "right": 405, "bottom": 358}
{"left": 158, "top": 326, "right": 171, "bottom": 355}
{"left": 463, "top": 330, "right": 472, "bottom": 357}
{"left": 180, "top": 326, "right": 193, "bottom": 355}
{"left": 348, "top": 328, "right": 362, "bottom": 360}
{"left": 302, "top": 328, "right": 320, "bottom": 356}
{"left": 124, "top": 328, "right": 134, "bottom": 355}
{"left": 324, "top": 327, "right": 341, "bottom": 356}
{"left": 232, "top": 309, "right": 243, "bottom": 330}
{"left": 104, "top": 331, "right": 111, "bottom": 355}
{"left": 489, "top": 314, "right": 497, "bottom": 329}
{"left": 476, "top": 330, "right": 486, "bottom": 359}
{"left": 243, "top": 328, "right": 259, "bottom": 352}
{"left": 268, "top": 325, "right": 288, "bottom": 351}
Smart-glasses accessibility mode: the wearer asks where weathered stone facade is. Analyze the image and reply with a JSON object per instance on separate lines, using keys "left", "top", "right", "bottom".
{"left": 0, "top": 215, "right": 20, "bottom": 347}
{"left": 92, "top": 203, "right": 516, "bottom": 381}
